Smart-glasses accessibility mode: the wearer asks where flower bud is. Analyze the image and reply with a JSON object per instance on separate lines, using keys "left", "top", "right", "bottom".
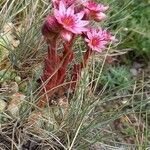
{"left": 42, "top": 16, "right": 61, "bottom": 41}
{"left": 94, "top": 12, "right": 107, "bottom": 21}
{"left": 98, "top": 4, "right": 109, "bottom": 12}
{"left": 60, "top": 30, "right": 73, "bottom": 42}
{"left": 83, "top": 1, "right": 108, "bottom": 21}
{"left": 102, "top": 30, "right": 118, "bottom": 42}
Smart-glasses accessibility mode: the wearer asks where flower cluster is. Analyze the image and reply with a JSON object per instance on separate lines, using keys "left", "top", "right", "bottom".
{"left": 39, "top": 0, "right": 116, "bottom": 107}
{"left": 42, "top": 0, "right": 116, "bottom": 50}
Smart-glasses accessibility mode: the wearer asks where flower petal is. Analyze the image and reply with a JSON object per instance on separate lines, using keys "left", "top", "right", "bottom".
{"left": 76, "top": 20, "right": 89, "bottom": 27}
{"left": 59, "top": 1, "right": 66, "bottom": 15}
{"left": 76, "top": 11, "right": 85, "bottom": 20}
{"left": 67, "top": 5, "right": 74, "bottom": 16}
{"left": 54, "top": 0, "right": 89, "bottom": 34}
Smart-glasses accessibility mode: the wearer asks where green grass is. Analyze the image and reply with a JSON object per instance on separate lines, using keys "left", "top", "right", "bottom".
{"left": 105, "top": 0, "right": 150, "bottom": 60}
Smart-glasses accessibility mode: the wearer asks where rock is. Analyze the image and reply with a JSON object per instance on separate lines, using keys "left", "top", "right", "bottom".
{"left": 121, "top": 98, "right": 128, "bottom": 104}
{"left": 133, "top": 62, "right": 143, "bottom": 69}
{"left": 7, "top": 93, "right": 25, "bottom": 117}
{"left": 0, "top": 99, "right": 7, "bottom": 112}
{"left": 0, "top": 82, "right": 19, "bottom": 96}
{"left": 15, "top": 76, "right": 21, "bottom": 83}
{"left": 130, "top": 68, "right": 138, "bottom": 76}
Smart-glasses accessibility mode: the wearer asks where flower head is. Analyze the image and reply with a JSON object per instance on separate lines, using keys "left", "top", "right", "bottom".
{"left": 54, "top": 1, "right": 89, "bottom": 34}
{"left": 84, "top": 1, "right": 109, "bottom": 12}
{"left": 83, "top": 1, "right": 109, "bottom": 21}
{"left": 85, "top": 28, "right": 115, "bottom": 52}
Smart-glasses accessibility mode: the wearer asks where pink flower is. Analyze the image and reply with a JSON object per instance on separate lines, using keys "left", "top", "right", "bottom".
{"left": 54, "top": 1, "right": 89, "bottom": 34}
{"left": 84, "top": 1, "right": 109, "bottom": 12}
{"left": 85, "top": 28, "right": 115, "bottom": 52}
{"left": 83, "top": 1, "right": 109, "bottom": 21}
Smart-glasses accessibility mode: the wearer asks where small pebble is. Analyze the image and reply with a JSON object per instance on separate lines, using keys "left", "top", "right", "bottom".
{"left": 0, "top": 99, "right": 7, "bottom": 112}
{"left": 15, "top": 76, "right": 21, "bottom": 83}
{"left": 123, "top": 28, "right": 128, "bottom": 31}
{"left": 130, "top": 68, "right": 138, "bottom": 76}
{"left": 133, "top": 62, "right": 142, "bottom": 69}
{"left": 8, "top": 93, "right": 25, "bottom": 117}
{"left": 122, "top": 99, "right": 128, "bottom": 104}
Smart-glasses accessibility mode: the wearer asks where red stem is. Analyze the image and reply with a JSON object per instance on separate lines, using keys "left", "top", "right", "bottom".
{"left": 57, "top": 38, "right": 75, "bottom": 85}
{"left": 71, "top": 48, "right": 92, "bottom": 89}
